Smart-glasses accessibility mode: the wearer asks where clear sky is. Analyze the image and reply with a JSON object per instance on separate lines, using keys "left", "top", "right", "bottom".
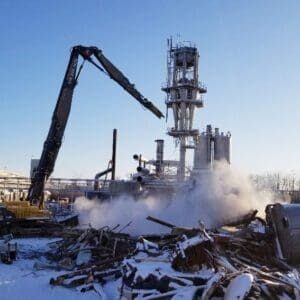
{"left": 1, "top": 0, "right": 300, "bottom": 178}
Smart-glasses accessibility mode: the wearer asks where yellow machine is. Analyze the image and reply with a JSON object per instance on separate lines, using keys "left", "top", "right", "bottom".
{"left": 3, "top": 201, "right": 51, "bottom": 219}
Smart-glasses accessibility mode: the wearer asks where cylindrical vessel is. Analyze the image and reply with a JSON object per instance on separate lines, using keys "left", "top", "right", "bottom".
{"left": 193, "top": 132, "right": 212, "bottom": 170}
{"left": 214, "top": 132, "right": 231, "bottom": 163}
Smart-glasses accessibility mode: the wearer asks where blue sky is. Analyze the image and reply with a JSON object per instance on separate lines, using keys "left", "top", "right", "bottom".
{"left": 1, "top": 0, "right": 300, "bottom": 177}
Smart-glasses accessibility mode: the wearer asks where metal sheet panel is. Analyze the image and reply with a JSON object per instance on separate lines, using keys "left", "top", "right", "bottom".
{"left": 269, "top": 203, "right": 300, "bottom": 263}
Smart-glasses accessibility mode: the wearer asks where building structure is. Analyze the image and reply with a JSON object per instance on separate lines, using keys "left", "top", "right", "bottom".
{"left": 162, "top": 39, "right": 230, "bottom": 180}
{"left": 162, "top": 39, "right": 207, "bottom": 180}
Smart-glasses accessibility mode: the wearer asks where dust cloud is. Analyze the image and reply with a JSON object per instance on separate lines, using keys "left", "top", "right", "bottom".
{"left": 74, "top": 161, "right": 276, "bottom": 235}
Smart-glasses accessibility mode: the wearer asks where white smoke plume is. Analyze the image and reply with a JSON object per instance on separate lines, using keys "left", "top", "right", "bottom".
{"left": 74, "top": 161, "right": 277, "bottom": 235}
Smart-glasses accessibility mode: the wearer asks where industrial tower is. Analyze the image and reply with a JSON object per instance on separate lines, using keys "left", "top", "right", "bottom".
{"left": 162, "top": 40, "right": 207, "bottom": 180}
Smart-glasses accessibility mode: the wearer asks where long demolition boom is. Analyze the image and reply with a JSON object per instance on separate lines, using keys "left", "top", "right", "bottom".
{"left": 27, "top": 45, "right": 163, "bottom": 206}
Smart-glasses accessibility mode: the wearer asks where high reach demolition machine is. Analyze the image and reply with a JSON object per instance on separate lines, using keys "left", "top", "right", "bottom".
{"left": 2, "top": 45, "right": 163, "bottom": 221}
{"left": 27, "top": 45, "right": 163, "bottom": 209}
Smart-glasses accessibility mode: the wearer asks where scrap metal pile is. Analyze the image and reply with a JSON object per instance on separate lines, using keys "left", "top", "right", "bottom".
{"left": 45, "top": 209, "right": 300, "bottom": 299}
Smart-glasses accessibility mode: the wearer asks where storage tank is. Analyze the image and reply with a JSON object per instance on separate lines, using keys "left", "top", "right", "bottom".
{"left": 214, "top": 130, "right": 231, "bottom": 163}
{"left": 193, "top": 125, "right": 231, "bottom": 171}
{"left": 224, "top": 133, "right": 231, "bottom": 163}
{"left": 193, "top": 132, "right": 212, "bottom": 170}
{"left": 266, "top": 203, "right": 300, "bottom": 264}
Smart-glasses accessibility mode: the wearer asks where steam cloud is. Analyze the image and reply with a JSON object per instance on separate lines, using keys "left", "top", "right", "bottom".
{"left": 74, "top": 162, "right": 276, "bottom": 235}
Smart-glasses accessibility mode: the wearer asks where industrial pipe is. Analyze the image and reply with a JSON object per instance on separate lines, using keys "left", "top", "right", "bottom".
{"left": 155, "top": 139, "right": 164, "bottom": 176}
{"left": 133, "top": 154, "right": 148, "bottom": 167}
{"left": 111, "top": 129, "right": 117, "bottom": 180}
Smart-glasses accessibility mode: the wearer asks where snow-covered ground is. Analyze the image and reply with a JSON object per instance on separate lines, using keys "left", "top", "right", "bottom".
{"left": 0, "top": 238, "right": 119, "bottom": 300}
{"left": 0, "top": 238, "right": 212, "bottom": 300}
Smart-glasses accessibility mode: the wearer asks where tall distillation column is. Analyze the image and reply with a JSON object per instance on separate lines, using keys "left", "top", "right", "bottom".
{"left": 162, "top": 40, "right": 207, "bottom": 180}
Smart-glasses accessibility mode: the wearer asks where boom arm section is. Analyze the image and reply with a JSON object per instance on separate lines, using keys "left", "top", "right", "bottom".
{"left": 27, "top": 45, "right": 163, "bottom": 206}
{"left": 92, "top": 48, "right": 164, "bottom": 119}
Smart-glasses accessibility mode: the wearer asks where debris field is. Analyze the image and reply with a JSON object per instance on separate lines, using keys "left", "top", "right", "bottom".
{"left": 1, "top": 208, "right": 299, "bottom": 300}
